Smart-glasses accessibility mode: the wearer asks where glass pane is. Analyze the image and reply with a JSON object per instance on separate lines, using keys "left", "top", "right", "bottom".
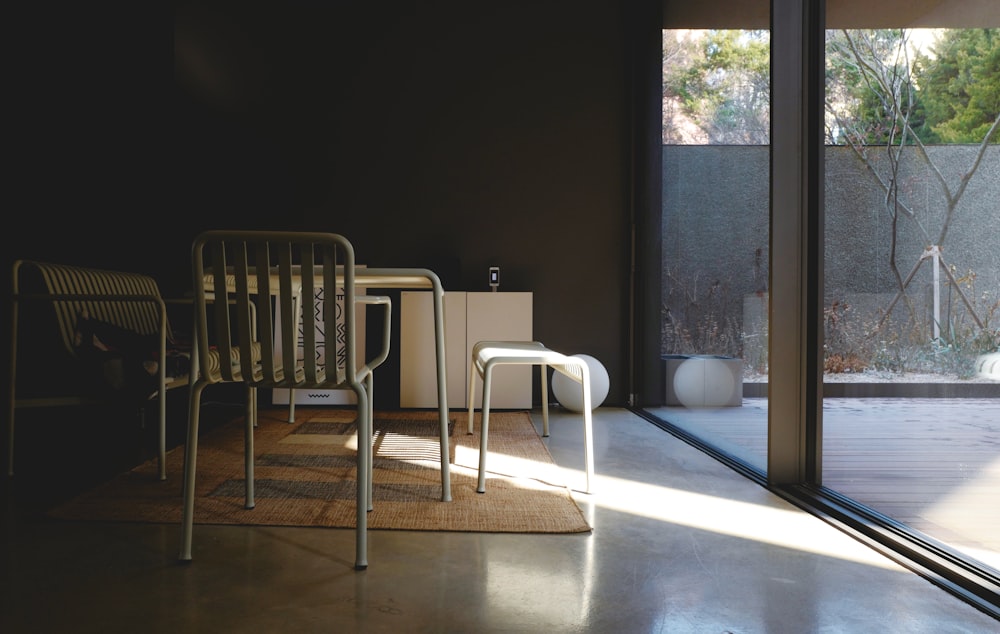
{"left": 650, "top": 29, "right": 771, "bottom": 472}
{"left": 822, "top": 28, "right": 1000, "bottom": 571}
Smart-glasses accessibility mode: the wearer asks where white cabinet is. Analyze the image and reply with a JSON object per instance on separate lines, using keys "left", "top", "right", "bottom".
{"left": 465, "top": 292, "right": 533, "bottom": 408}
{"left": 400, "top": 291, "right": 533, "bottom": 409}
{"left": 399, "top": 291, "right": 469, "bottom": 410}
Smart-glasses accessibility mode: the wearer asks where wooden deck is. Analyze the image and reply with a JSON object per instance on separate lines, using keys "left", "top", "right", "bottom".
{"left": 646, "top": 396, "right": 1000, "bottom": 572}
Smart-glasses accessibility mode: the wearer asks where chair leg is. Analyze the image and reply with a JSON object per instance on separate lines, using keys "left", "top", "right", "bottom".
{"left": 365, "top": 373, "right": 374, "bottom": 512}
{"left": 476, "top": 366, "right": 494, "bottom": 494}
{"left": 8, "top": 311, "right": 17, "bottom": 477}
{"left": 136, "top": 405, "right": 148, "bottom": 466}
{"left": 287, "top": 389, "right": 296, "bottom": 423}
{"left": 250, "top": 384, "right": 259, "bottom": 428}
{"left": 6, "top": 404, "right": 13, "bottom": 477}
{"left": 158, "top": 389, "right": 167, "bottom": 481}
{"left": 244, "top": 385, "right": 255, "bottom": 510}
{"left": 354, "top": 385, "right": 370, "bottom": 571}
{"left": 437, "top": 396, "right": 452, "bottom": 503}
{"left": 179, "top": 382, "right": 207, "bottom": 562}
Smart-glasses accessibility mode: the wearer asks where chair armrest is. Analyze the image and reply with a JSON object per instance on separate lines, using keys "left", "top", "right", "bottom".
{"left": 355, "top": 295, "right": 392, "bottom": 381}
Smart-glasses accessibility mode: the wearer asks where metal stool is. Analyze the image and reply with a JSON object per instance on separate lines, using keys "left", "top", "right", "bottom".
{"left": 467, "top": 341, "right": 594, "bottom": 494}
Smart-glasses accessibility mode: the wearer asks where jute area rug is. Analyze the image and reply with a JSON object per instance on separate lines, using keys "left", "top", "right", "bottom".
{"left": 48, "top": 408, "right": 591, "bottom": 534}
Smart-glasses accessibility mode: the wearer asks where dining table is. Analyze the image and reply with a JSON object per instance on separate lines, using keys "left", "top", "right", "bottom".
{"left": 204, "top": 266, "right": 453, "bottom": 502}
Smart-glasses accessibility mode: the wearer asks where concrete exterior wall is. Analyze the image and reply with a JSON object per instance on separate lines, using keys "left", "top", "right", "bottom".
{"left": 662, "top": 144, "right": 1000, "bottom": 357}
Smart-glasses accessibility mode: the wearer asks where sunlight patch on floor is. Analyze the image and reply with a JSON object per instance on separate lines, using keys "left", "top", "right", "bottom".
{"left": 572, "top": 471, "right": 904, "bottom": 570}
{"left": 924, "top": 456, "right": 1000, "bottom": 571}
{"left": 452, "top": 445, "right": 568, "bottom": 490}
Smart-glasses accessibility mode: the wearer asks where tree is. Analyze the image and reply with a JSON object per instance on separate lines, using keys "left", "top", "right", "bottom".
{"left": 662, "top": 28, "right": 999, "bottom": 366}
{"left": 662, "top": 30, "right": 770, "bottom": 144}
{"left": 913, "top": 29, "right": 1000, "bottom": 144}
{"left": 662, "top": 30, "right": 709, "bottom": 144}
{"left": 825, "top": 28, "right": 999, "bottom": 343}
{"left": 825, "top": 29, "right": 921, "bottom": 145}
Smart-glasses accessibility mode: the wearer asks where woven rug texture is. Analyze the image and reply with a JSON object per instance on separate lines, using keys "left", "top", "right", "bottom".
{"left": 47, "top": 408, "right": 591, "bottom": 534}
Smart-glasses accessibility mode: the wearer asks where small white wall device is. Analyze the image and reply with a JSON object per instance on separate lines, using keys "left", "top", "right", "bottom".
{"left": 489, "top": 266, "right": 500, "bottom": 291}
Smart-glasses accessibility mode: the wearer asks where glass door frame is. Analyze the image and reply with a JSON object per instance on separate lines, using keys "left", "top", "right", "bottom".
{"left": 632, "top": 0, "right": 1000, "bottom": 617}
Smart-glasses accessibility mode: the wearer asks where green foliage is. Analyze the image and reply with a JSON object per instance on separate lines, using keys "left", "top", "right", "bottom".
{"left": 827, "top": 30, "right": 909, "bottom": 144}
{"left": 913, "top": 29, "right": 1000, "bottom": 143}
{"left": 824, "top": 29, "right": 945, "bottom": 146}
{"left": 664, "top": 28, "right": 997, "bottom": 147}
{"left": 662, "top": 30, "right": 770, "bottom": 144}
{"left": 824, "top": 28, "right": 999, "bottom": 146}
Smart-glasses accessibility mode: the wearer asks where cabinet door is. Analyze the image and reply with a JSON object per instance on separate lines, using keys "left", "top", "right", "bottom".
{"left": 400, "top": 291, "right": 467, "bottom": 408}
{"left": 466, "top": 292, "right": 533, "bottom": 408}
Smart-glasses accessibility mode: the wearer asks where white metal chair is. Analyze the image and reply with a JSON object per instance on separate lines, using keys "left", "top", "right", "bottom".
{"left": 179, "top": 230, "right": 392, "bottom": 570}
{"left": 467, "top": 340, "right": 594, "bottom": 494}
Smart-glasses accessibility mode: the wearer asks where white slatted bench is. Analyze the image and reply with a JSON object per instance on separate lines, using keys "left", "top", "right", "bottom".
{"left": 467, "top": 340, "right": 594, "bottom": 494}
{"left": 8, "top": 260, "right": 190, "bottom": 481}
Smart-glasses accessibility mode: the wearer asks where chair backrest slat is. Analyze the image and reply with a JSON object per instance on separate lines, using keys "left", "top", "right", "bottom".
{"left": 231, "top": 243, "right": 257, "bottom": 382}
{"left": 192, "top": 231, "right": 357, "bottom": 390}
{"left": 207, "top": 243, "right": 235, "bottom": 382}
{"left": 331, "top": 247, "right": 352, "bottom": 384}
{"left": 278, "top": 245, "right": 301, "bottom": 382}
{"left": 254, "top": 243, "right": 277, "bottom": 382}
{"left": 299, "top": 246, "right": 319, "bottom": 383}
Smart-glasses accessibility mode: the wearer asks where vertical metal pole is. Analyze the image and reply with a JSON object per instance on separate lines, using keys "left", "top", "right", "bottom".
{"left": 932, "top": 246, "right": 941, "bottom": 341}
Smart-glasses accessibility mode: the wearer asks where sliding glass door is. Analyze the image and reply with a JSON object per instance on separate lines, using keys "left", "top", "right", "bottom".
{"left": 639, "top": 0, "right": 998, "bottom": 612}
{"left": 821, "top": 26, "right": 1000, "bottom": 572}
{"left": 651, "top": 28, "right": 771, "bottom": 473}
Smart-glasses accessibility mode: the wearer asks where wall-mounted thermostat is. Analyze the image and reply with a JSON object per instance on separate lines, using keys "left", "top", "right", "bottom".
{"left": 489, "top": 266, "right": 500, "bottom": 291}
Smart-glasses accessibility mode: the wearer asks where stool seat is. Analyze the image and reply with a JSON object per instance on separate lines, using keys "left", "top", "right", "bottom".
{"left": 468, "top": 340, "right": 594, "bottom": 494}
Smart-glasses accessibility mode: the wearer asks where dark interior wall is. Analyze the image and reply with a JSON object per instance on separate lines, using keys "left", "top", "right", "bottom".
{"left": 4, "top": 1, "right": 635, "bottom": 407}
{"left": 6, "top": 4, "right": 173, "bottom": 271}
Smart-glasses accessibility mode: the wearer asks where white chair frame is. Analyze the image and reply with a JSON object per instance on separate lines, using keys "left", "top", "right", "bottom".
{"left": 180, "top": 230, "right": 410, "bottom": 570}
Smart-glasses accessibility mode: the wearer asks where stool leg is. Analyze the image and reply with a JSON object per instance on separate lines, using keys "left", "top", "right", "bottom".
{"left": 540, "top": 364, "right": 550, "bottom": 437}
{"left": 477, "top": 365, "right": 494, "bottom": 493}
{"left": 581, "top": 367, "right": 594, "bottom": 494}
{"left": 467, "top": 359, "right": 477, "bottom": 435}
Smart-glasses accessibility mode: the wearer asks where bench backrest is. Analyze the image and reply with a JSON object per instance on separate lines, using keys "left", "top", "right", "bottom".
{"left": 13, "top": 260, "right": 171, "bottom": 358}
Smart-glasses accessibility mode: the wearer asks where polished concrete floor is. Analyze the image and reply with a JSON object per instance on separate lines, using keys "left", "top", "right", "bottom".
{"left": 2, "top": 406, "right": 998, "bottom": 633}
